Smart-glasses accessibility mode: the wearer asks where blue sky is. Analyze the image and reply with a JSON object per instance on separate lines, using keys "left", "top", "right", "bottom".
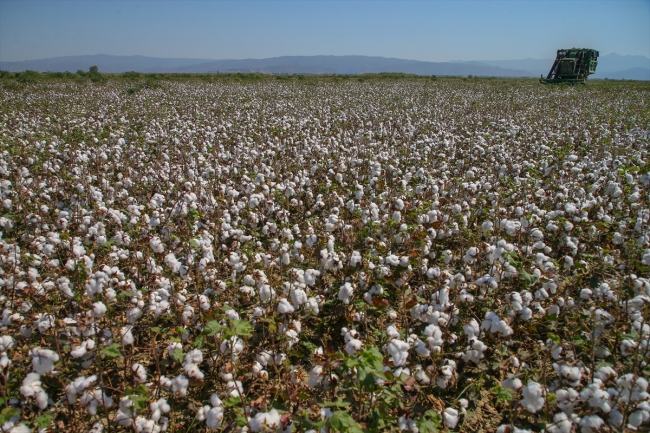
{"left": 1, "top": 0, "right": 648, "bottom": 62}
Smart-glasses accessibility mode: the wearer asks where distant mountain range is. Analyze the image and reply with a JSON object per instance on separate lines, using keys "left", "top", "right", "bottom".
{"left": 1, "top": 53, "right": 648, "bottom": 80}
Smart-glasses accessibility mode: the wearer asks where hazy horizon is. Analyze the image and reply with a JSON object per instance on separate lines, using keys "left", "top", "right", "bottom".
{"left": 1, "top": 0, "right": 648, "bottom": 63}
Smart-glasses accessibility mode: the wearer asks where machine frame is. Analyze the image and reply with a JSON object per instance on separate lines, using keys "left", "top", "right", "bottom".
{"left": 540, "top": 48, "right": 599, "bottom": 85}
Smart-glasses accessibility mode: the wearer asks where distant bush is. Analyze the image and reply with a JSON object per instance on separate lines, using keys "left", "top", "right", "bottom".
{"left": 15, "top": 70, "right": 40, "bottom": 83}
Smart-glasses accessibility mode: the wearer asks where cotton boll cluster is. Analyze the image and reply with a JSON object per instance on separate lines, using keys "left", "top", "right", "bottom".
{"left": 338, "top": 282, "right": 354, "bottom": 304}
{"left": 249, "top": 408, "right": 283, "bottom": 432}
{"left": 342, "top": 328, "right": 363, "bottom": 355}
{"left": 19, "top": 373, "right": 49, "bottom": 409}
{"left": 520, "top": 381, "right": 546, "bottom": 413}
{"left": 0, "top": 335, "right": 14, "bottom": 372}
{"left": 70, "top": 338, "right": 96, "bottom": 358}
{"left": 196, "top": 394, "right": 224, "bottom": 430}
{"left": 30, "top": 347, "right": 59, "bottom": 374}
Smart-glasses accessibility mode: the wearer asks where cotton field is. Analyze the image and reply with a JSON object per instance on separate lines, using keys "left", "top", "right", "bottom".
{"left": 0, "top": 76, "right": 649, "bottom": 433}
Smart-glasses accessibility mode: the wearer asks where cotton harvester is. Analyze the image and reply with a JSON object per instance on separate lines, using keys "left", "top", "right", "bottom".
{"left": 540, "top": 48, "right": 599, "bottom": 84}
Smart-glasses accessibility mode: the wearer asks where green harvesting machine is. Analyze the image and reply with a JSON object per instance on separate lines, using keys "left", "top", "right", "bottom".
{"left": 540, "top": 48, "right": 599, "bottom": 84}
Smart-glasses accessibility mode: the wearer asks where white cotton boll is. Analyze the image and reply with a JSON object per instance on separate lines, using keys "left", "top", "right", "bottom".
{"left": 387, "top": 339, "right": 410, "bottom": 366}
{"left": 424, "top": 324, "right": 443, "bottom": 352}
{"left": 90, "top": 301, "right": 107, "bottom": 318}
{"left": 545, "top": 412, "right": 572, "bottom": 433}
{"left": 115, "top": 397, "right": 134, "bottom": 426}
{"left": 66, "top": 375, "right": 97, "bottom": 404}
{"left": 164, "top": 253, "right": 182, "bottom": 273}
{"left": 345, "top": 338, "right": 363, "bottom": 355}
{"left": 426, "top": 267, "right": 440, "bottom": 279}
{"left": 239, "top": 285, "right": 255, "bottom": 297}
{"left": 198, "top": 295, "right": 211, "bottom": 311}
{"left": 149, "top": 397, "right": 171, "bottom": 423}
{"left": 259, "top": 285, "right": 276, "bottom": 302}
{"left": 613, "top": 232, "right": 624, "bottom": 244}
{"left": 520, "top": 381, "right": 545, "bottom": 413}
{"left": 482, "top": 220, "right": 493, "bottom": 232}
{"left": 463, "top": 247, "right": 478, "bottom": 264}
{"left": 443, "top": 408, "right": 459, "bottom": 429}
{"left": 564, "top": 256, "right": 573, "bottom": 270}
{"left": 414, "top": 366, "right": 431, "bottom": 385}
{"left": 414, "top": 339, "right": 430, "bottom": 358}
{"left": 304, "top": 268, "right": 320, "bottom": 286}
{"left": 520, "top": 307, "right": 533, "bottom": 321}
{"left": 503, "top": 378, "right": 523, "bottom": 391}
{"left": 132, "top": 363, "right": 147, "bottom": 383}
{"left": 579, "top": 414, "right": 604, "bottom": 432}
{"left": 386, "top": 325, "right": 400, "bottom": 340}
{"left": 206, "top": 406, "right": 225, "bottom": 429}
{"left": 150, "top": 237, "right": 165, "bottom": 254}
{"left": 384, "top": 254, "right": 399, "bottom": 266}
{"left": 277, "top": 298, "right": 295, "bottom": 314}
{"left": 0, "top": 335, "right": 14, "bottom": 352}
{"left": 167, "top": 342, "right": 182, "bottom": 358}
{"left": 70, "top": 339, "right": 94, "bottom": 358}
{"left": 226, "top": 380, "right": 244, "bottom": 398}
{"left": 463, "top": 319, "right": 480, "bottom": 340}
{"left": 627, "top": 408, "right": 650, "bottom": 429}
{"left": 121, "top": 326, "right": 134, "bottom": 346}
{"left": 183, "top": 362, "right": 205, "bottom": 381}
{"left": 249, "top": 409, "right": 282, "bottom": 432}
{"left": 31, "top": 347, "right": 60, "bottom": 374}
{"left": 608, "top": 410, "right": 623, "bottom": 428}
{"left": 547, "top": 305, "right": 560, "bottom": 317}
{"left": 184, "top": 348, "right": 202, "bottom": 365}
{"left": 127, "top": 307, "right": 143, "bottom": 324}
{"left": 20, "top": 372, "right": 49, "bottom": 409}
{"left": 305, "top": 297, "right": 320, "bottom": 315}
{"left": 308, "top": 365, "right": 324, "bottom": 388}
{"left": 349, "top": 251, "right": 362, "bottom": 267}
{"left": 171, "top": 374, "right": 189, "bottom": 397}
{"left": 338, "top": 282, "right": 354, "bottom": 304}
{"left": 290, "top": 288, "right": 308, "bottom": 307}
{"left": 210, "top": 393, "right": 223, "bottom": 409}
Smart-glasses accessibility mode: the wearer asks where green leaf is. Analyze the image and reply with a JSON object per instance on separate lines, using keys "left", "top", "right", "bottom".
{"left": 224, "top": 396, "right": 243, "bottom": 407}
{"left": 0, "top": 407, "right": 20, "bottom": 424}
{"left": 547, "top": 332, "right": 561, "bottom": 343}
{"left": 321, "top": 398, "right": 351, "bottom": 408}
{"left": 492, "top": 385, "right": 514, "bottom": 403}
{"left": 203, "top": 320, "right": 224, "bottom": 337}
{"left": 125, "top": 384, "right": 150, "bottom": 396}
{"left": 418, "top": 419, "right": 440, "bottom": 433}
{"left": 171, "top": 348, "right": 185, "bottom": 363}
{"left": 193, "top": 335, "right": 205, "bottom": 349}
{"left": 129, "top": 394, "right": 150, "bottom": 411}
{"left": 418, "top": 410, "right": 442, "bottom": 433}
{"left": 230, "top": 319, "right": 252, "bottom": 337}
{"left": 33, "top": 413, "right": 54, "bottom": 429}
{"left": 300, "top": 341, "right": 318, "bottom": 353}
{"left": 329, "top": 411, "right": 363, "bottom": 433}
{"left": 519, "top": 270, "right": 538, "bottom": 287}
{"left": 235, "top": 416, "right": 248, "bottom": 427}
{"left": 101, "top": 343, "right": 122, "bottom": 358}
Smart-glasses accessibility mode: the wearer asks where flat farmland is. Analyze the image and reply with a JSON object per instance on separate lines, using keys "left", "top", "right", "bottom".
{"left": 0, "top": 75, "right": 649, "bottom": 432}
